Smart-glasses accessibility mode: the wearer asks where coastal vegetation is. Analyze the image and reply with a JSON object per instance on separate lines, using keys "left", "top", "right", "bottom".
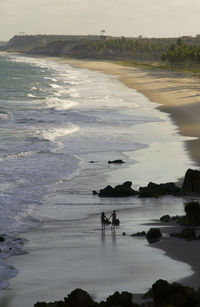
{"left": 162, "top": 37, "right": 200, "bottom": 67}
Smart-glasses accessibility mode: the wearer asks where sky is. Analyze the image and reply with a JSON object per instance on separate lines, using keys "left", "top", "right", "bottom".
{"left": 1, "top": 0, "right": 200, "bottom": 41}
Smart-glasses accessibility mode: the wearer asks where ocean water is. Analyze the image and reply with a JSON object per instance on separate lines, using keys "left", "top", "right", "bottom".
{"left": 0, "top": 53, "right": 195, "bottom": 293}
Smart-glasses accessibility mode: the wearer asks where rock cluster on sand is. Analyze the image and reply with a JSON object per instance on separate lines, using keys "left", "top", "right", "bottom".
{"left": 161, "top": 201, "right": 200, "bottom": 227}
{"left": 34, "top": 279, "right": 200, "bottom": 307}
{"left": 94, "top": 169, "right": 200, "bottom": 198}
{"left": 34, "top": 288, "right": 140, "bottom": 307}
{"left": 139, "top": 182, "right": 180, "bottom": 197}
{"left": 98, "top": 181, "right": 138, "bottom": 197}
{"left": 131, "top": 228, "right": 162, "bottom": 243}
{"left": 170, "top": 228, "right": 197, "bottom": 241}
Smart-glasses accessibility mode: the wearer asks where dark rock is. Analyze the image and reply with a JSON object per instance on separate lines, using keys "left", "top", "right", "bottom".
{"left": 139, "top": 182, "right": 180, "bottom": 198}
{"left": 181, "top": 201, "right": 200, "bottom": 226}
{"left": 143, "top": 288, "right": 153, "bottom": 299}
{"left": 93, "top": 190, "right": 99, "bottom": 195}
{"left": 170, "top": 228, "right": 196, "bottom": 240}
{"left": 99, "top": 181, "right": 138, "bottom": 197}
{"left": 103, "top": 291, "right": 139, "bottom": 307}
{"left": 99, "top": 185, "right": 114, "bottom": 197}
{"left": 160, "top": 215, "right": 171, "bottom": 223}
{"left": 0, "top": 236, "right": 5, "bottom": 242}
{"left": 152, "top": 279, "right": 199, "bottom": 307}
{"left": 181, "top": 169, "right": 200, "bottom": 195}
{"left": 65, "top": 288, "right": 98, "bottom": 307}
{"left": 146, "top": 228, "right": 162, "bottom": 243}
{"left": 108, "top": 159, "right": 125, "bottom": 164}
{"left": 122, "top": 232, "right": 126, "bottom": 236}
{"left": 131, "top": 231, "right": 146, "bottom": 237}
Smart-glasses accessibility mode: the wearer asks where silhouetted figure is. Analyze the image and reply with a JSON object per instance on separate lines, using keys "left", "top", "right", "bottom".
{"left": 100, "top": 212, "right": 107, "bottom": 229}
{"left": 110, "top": 210, "right": 117, "bottom": 230}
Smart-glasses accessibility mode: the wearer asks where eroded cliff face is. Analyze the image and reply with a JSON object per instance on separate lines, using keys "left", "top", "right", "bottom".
{"left": 3, "top": 34, "right": 100, "bottom": 53}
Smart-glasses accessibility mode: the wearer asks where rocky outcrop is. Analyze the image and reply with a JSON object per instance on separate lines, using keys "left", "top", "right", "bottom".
{"left": 34, "top": 288, "right": 140, "bottom": 307}
{"left": 139, "top": 182, "right": 180, "bottom": 198}
{"left": 179, "top": 201, "right": 200, "bottom": 226}
{"left": 95, "top": 169, "right": 200, "bottom": 198}
{"left": 35, "top": 280, "right": 200, "bottom": 307}
{"left": 152, "top": 279, "right": 200, "bottom": 307}
{"left": 98, "top": 181, "right": 138, "bottom": 197}
{"left": 181, "top": 169, "right": 200, "bottom": 195}
{"left": 146, "top": 228, "right": 162, "bottom": 243}
{"left": 170, "top": 228, "right": 197, "bottom": 240}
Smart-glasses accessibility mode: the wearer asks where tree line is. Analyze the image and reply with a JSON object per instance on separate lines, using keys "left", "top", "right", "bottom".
{"left": 162, "top": 38, "right": 200, "bottom": 65}
{"left": 77, "top": 38, "right": 167, "bottom": 60}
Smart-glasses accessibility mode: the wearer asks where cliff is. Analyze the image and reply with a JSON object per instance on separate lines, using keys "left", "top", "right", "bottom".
{"left": 3, "top": 34, "right": 100, "bottom": 52}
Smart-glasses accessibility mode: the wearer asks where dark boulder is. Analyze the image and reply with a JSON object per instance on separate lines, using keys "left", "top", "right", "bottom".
{"left": 170, "top": 228, "right": 196, "bottom": 241}
{"left": 65, "top": 288, "right": 98, "bottom": 307}
{"left": 160, "top": 215, "right": 171, "bottom": 223}
{"left": 99, "top": 185, "right": 114, "bottom": 197}
{"left": 152, "top": 279, "right": 199, "bottom": 307}
{"left": 178, "top": 202, "right": 200, "bottom": 226}
{"left": 0, "top": 236, "right": 5, "bottom": 242}
{"left": 146, "top": 228, "right": 162, "bottom": 243}
{"left": 139, "top": 182, "right": 180, "bottom": 198}
{"left": 99, "top": 181, "right": 138, "bottom": 197}
{"left": 181, "top": 169, "right": 200, "bottom": 195}
{"left": 108, "top": 159, "right": 125, "bottom": 164}
{"left": 93, "top": 190, "right": 99, "bottom": 195}
{"left": 103, "top": 291, "right": 139, "bottom": 307}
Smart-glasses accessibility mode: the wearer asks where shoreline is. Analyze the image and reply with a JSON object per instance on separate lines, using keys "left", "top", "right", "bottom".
{"left": 58, "top": 58, "right": 200, "bottom": 167}
{"left": 54, "top": 58, "right": 200, "bottom": 289}
{"left": 0, "top": 53, "right": 199, "bottom": 305}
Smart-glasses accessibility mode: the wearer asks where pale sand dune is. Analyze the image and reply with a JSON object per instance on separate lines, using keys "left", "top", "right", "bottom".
{"left": 59, "top": 59, "right": 200, "bottom": 165}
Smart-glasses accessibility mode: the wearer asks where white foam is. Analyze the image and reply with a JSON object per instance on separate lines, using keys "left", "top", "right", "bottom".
{"left": 27, "top": 93, "right": 37, "bottom": 98}
{"left": 44, "top": 77, "right": 58, "bottom": 82}
{"left": 0, "top": 112, "right": 12, "bottom": 120}
{"left": 31, "top": 87, "right": 38, "bottom": 91}
{"left": 49, "top": 83, "right": 62, "bottom": 89}
{"left": 40, "top": 124, "right": 79, "bottom": 142}
{"left": 44, "top": 97, "right": 77, "bottom": 110}
{"left": 5, "top": 151, "right": 36, "bottom": 160}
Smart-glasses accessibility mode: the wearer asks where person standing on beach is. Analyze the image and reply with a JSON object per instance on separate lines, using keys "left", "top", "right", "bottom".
{"left": 109, "top": 210, "right": 117, "bottom": 230}
{"left": 100, "top": 212, "right": 107, "bottom": 229}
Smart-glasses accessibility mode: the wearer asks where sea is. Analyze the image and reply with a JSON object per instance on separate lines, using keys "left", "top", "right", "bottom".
{"left": 0, "top": 53, "right": 195, "bottom": 296}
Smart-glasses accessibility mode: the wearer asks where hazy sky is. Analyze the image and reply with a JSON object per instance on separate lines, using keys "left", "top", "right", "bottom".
{"left": 1, "top": 0, "right": 200, "bottom": 40}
